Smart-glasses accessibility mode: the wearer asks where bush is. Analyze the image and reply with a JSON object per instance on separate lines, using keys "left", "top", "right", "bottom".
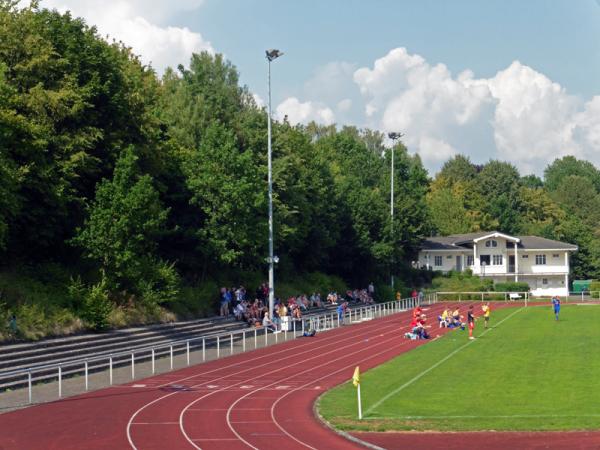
{"left": 589, "top": 280, "right": 600, "bottom": 293}
{"left": 430, "top": 271, "right": 492, "bottom": 293}
{"left": 494, "top": 282, "right": 530, "bottom": 292}
{"left": 81, "top": 276, "right": 113, "bottom": 331}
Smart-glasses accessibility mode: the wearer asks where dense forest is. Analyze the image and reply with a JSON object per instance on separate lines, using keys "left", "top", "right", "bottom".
{"left": 1, "top": 2, "right": 600, "bottom": 338}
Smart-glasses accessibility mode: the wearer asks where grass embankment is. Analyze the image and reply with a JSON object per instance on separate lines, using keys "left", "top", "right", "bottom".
{"left": 319, "top": 304, "right": 600, "bottom": 431}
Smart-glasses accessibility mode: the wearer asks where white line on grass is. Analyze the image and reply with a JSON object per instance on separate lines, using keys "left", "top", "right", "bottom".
{"left": 365, "top": 414, "right": 600, "bottom": 419}
{"left": 365, "top": 307, "right": 524, "bottom": 415}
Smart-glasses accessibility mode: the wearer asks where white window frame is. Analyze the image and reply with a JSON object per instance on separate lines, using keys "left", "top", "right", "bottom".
{"left": 535, "top": 254, "right": 547, "bottom": 265}
{"left": 466, "top": 255, "right": 474, "bottom": 266}
{"left": 434, "top": 255, "right": 443, "bottom": 267}
{"left": 492, "top": 255, "right": 503, "bottom": 265}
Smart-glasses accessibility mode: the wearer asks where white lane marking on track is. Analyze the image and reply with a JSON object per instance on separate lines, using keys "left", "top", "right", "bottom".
{"left": 226, "top": 303, "right": 452, "bottom": 450}
{"left": 267, "top": 304, "right": 452, "bottom": 449}
{"left": 191, "top": 438, "right": 241, "bottom": 441}
{"left": 132, "top": 422, "right": 178, "bottom": 425}
{"left": 178, "top": 317, "right": 405, "bottom": 450}
{"left": 366, "top": 307, "right": 524, "bottom": 414}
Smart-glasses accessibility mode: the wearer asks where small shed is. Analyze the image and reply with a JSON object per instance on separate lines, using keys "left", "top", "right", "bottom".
{"left": 572, "top": 279, "right": 592, "bottom": 293}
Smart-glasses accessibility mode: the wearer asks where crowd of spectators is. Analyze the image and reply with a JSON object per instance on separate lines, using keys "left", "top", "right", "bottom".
{"left": 219, "top": 282, "right": 376, "bottom": 330}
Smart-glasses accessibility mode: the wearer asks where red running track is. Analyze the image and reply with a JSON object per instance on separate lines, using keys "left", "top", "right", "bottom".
{"left": 0, "top": 303, "right": 449, "bottom": 450}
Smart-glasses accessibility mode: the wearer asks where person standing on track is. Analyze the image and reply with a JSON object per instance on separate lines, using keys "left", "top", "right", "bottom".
{"left": 467, "top": 305, "right": 475, "bottom": 340}
{"left": 552, "top": 295, "right": 561, "bottom": 321}
{"left": 481, "top": 303, "right": 491, "bottom": 329}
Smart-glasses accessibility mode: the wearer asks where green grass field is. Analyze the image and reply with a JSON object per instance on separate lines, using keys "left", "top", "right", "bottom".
{"left": 319, "top": 304, "right": 600, "bottom": 432}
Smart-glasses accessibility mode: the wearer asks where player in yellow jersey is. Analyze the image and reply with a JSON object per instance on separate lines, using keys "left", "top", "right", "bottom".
{"left": 481, "top": 303, "right": 491, "bottom": 329}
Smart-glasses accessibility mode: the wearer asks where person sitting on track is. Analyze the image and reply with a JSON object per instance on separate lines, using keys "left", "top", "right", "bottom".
{"left": 438, "top": 308, "right": 450, "bottom": 328}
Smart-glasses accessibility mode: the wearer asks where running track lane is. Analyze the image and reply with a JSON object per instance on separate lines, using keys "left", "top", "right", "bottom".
{"left": 0, "top": 303, "right": 448, "bottom": 450}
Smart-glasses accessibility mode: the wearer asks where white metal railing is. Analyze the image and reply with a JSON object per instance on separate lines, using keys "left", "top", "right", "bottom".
{"left": 0, "top": 295, "right": 435, "bottom": 406}
{"left": 434, "top": 291, "right": 530, "bottom": 302}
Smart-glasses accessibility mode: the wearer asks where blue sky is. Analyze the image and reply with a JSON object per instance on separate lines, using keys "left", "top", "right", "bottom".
{"left": 188, "top": 0, "right": 600, "bottom": 100}
{"left": 37, "top": 0, "right": 600, "bottom": 174}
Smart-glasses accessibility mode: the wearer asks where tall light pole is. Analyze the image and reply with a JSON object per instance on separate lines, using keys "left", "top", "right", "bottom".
{"left": 266, "top": 49, "right": 283, "bottom": 319}
{"left": 387, "top": 132, "right": 404, "bottom": 292}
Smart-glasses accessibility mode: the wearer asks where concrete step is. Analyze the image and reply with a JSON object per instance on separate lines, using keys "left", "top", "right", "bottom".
{"left": 0, "top": 315, "right": 231, "bottom": 357}
{"left": 0, "top": 321, "right": 246, "bottom": 372}
{"left": 0, "top": 318, "right": 240, "bottom": 364}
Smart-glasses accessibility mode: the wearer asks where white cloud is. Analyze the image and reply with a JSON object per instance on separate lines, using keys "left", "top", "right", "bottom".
{"left": 36, "top": 0, "right": 212, "bottom": 73}
{"left": 290, "top": 47, "right": 600, "bottom": 174}
{"left": 354, "top": 48, "right": 495, "bottom": 168}
{"left": 276, "top": 97, "right": 335, "bottom": 126}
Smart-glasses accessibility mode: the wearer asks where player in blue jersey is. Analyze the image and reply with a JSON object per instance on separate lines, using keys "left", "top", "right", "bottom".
{"left": 551, "top": 295, "right": 560, "bottom": 321}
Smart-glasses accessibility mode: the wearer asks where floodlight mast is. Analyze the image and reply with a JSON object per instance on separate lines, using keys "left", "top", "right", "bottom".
{"left": 266, "top": 49, "right": 283, "bottom": 319}
{"left": 387, "top": 132, "right": 404, "bottom": 293}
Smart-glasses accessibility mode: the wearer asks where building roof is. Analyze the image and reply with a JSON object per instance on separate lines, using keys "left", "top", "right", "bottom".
{"left": 421, "top": 231, "right": 577, "bottom": 251}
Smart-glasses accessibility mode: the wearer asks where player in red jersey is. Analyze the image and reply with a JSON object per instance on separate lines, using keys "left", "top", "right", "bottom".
{"left": 467, "top": 305, "right": 476, "bottom": 340}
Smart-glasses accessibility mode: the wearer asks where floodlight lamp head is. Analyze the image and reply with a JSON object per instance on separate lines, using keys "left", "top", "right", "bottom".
{"left": 266, "top": 49, "right": 283, "bottom": 61}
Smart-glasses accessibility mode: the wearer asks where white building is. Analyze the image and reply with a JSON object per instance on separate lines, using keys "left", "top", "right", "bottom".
{"left": 417, "top": 231, "right": 578, "bottom": 296}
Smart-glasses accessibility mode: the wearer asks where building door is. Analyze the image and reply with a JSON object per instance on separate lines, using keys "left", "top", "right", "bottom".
{"left": 508, "top": 255, "right": 515, "bottom": 273}
{"left": 456, "top": 255, "right": 462, "bottom": 271}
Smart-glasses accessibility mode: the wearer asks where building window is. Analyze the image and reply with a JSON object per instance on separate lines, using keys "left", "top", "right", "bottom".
{"left": 467, "top": 255, "right": 474, "bottom": 266}
{"left": 434, "top": 256, "right": 443, "bottom": 266}
{"left": 447, "top": 255, "right": 453, "bottom": 259}
{"left": 535, "top": 254, "right": 547, "bottom": 265}
{"left": 493, "top": 255, "right": 503, "bottom": 265}
{"left": 480, "top": 255, "right": 491, "bottom": 266}
{"left": 485, "top": 240, "right": 498, "bottom": 248}
{"left": 542, "top": 278, "right": 548, "bottom": 285}
{"left": 552, "top": 254, "right": 559, "bottom": 258}
{"left": 522, "top": 255, "right": 529, "bottom": 259}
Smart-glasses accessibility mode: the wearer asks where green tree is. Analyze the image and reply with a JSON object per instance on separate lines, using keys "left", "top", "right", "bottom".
{"left": 0, "top": 2, "right": 164, "bottom": 260}
{"left": 181, "top": 122, "right": 265, "bottom": 269}
{"left": 437, "top": 154, "right": 478, "bottom": 184}
{"left": 476, "top": 160, "right": 522, "bottom": 234}
{"left": 73, "top": 147, "right": 177, "bottom": 305}
{"left": 544, "top": 156, "right": 600, "bottom": 192}
{"left": 551, "top": 175, "right": 600, "bottom": 226}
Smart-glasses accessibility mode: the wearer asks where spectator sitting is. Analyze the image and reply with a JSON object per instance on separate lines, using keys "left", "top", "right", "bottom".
{"left": 438, "top": 308, "right": 450, "bottom": 328}
{"left": 262, "top": 312, "right": 277, "bottom": 332}
{"left": 234, "top": 301, "right": 246, "bottom": 321}
{"left": 278, "top": 302, "right": 288, "bottom": 319}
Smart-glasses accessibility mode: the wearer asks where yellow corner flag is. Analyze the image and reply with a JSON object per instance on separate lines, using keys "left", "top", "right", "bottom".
{"left": 352, "top": 366, "right": 360, "bottom": 387}
{"left": 352, "top": 366, "right": 362, "bottom": 419}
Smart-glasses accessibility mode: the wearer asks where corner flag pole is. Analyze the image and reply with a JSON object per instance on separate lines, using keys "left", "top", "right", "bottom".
{"left": 352, "top": 366, "right": 362, "bottom": 420}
